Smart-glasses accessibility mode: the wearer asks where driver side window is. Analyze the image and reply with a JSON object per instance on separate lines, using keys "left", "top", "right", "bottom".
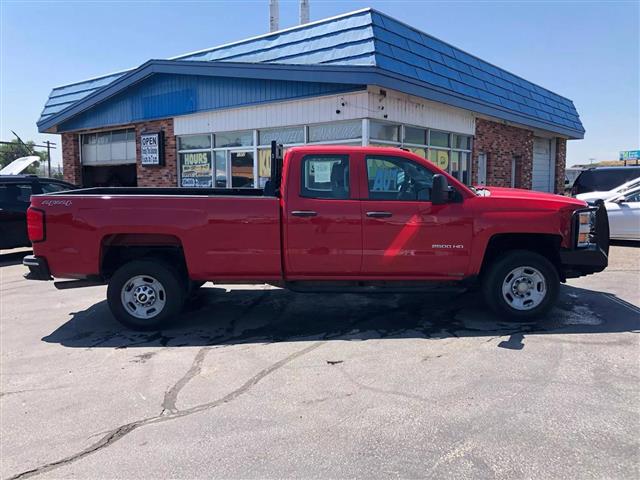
{"left": 366, "top": 155, "right": 434, "bottom": 201}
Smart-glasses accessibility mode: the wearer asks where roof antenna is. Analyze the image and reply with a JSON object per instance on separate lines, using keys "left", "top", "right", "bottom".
{"left": 299, "top": 0, "right": 309, "bottom": 24}
{"left": 269, "top": 0, "right": 279, "bottom": 32}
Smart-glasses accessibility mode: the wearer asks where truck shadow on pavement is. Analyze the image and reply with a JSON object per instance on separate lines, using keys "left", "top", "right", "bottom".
{"left": 610, "top": 240, "right": 639, "bottom": 248}
{"left": 42, "top": 284, "right": 640, "bottom": 350}
{"left": 0, "top": 250, "right": 31, "bottom": 267}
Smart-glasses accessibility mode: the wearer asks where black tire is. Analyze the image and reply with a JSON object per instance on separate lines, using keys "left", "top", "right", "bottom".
{"left": 482, "top": 250, "right": 559, "bottom": 320}
{"left": 188, "top": 281, "right": 206, "bottom": 296}
{"left": 107, "top": 259, "right": 186, "bottom": 330}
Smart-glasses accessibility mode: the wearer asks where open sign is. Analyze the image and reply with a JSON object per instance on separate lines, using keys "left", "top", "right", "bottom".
{"left": 141, "top": 132, "right": 164, "bottom": 166}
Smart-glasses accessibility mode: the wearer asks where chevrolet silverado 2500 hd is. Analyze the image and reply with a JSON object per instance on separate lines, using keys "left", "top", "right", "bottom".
{"left": 23, "top": 144, "right": 609, "bottom": 329}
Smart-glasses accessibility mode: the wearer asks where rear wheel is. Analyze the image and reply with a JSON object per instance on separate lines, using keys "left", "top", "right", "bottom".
{"left": 107, "top": 259, "right": 186, "bottom": 330}
{"left": 482, "top": 250, "right": 559, "bottom": 319}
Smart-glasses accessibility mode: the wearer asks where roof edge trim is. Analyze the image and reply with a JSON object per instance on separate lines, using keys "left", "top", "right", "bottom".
{"left": 39, "top": 59, "right": 584, "bottom": 139}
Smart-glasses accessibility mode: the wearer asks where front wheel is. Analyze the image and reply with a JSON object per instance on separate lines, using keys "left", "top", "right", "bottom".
{"left": 107, "top": 259, "right": 186, "bottom": 330}
{"left": 482, "top": 250, "right": 559, "bottom": 319}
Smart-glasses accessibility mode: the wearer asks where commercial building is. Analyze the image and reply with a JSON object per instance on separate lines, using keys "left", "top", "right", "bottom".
{"left": 38, "top": 8, "right": 584, "bottom": 193}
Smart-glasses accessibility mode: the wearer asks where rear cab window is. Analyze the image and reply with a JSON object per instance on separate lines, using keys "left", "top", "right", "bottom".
{"left": 40, "top": 182, "right": 70, "bottom": 193}
{"left": 300, "top": 155, "right": 350, "bottom": 199}
{"left": 0, "top": 182, "right": 34, "bottom": 206}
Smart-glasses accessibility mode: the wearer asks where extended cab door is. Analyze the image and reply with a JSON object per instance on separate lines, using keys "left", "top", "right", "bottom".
{"left": 358, "top": 152, "right": 473, "bottom": 279}
{"left": 284, "top": 151, "right": 362, "bottom": 277}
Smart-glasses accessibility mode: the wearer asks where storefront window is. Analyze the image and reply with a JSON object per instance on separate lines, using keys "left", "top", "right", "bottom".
{"left": 460, "top": 152, "right": 470, "bottom": 185}
{"left": 453, "top": 134, "right": 471, "bottom": 150}
{"left": 178, "top": 134, "right": 211, "bottom": 151}
{"left": 429, "top": 149, "right": 450, "bottom": 171}
{"left": 370, "top": 120, "right": 400, "bottom": 143}
{"left": 179, "top": 151, "right": 213, "bottom": 188}
{"left": 81, "top": 129, "right": 135, "bottom": 166}
{"left": 215, "top": 130, "right": 253, "bottom": 148}
{"left": 175, "top": 120, "right": 473, "bottom": 190}
{"left": 407, "top": 147, "right": 427, "bottom": 158}
{"left": 404, "top": 126, "right": 427, "bottom": 145}
{"left": 308, "top": 120, "right": 362, "bottom": 143}
{"left": 429, "top": 130, "right": 450, "bottom": 148}
{"left": 370, "top": 143, "right": 398, "bottom": 148}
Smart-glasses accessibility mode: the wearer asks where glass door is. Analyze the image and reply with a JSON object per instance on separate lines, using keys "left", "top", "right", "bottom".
{"left": 230, "top": 150, "right": 255, "bottom": 188}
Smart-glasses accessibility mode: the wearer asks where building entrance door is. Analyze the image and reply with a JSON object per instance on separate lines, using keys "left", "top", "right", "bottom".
{"left": 229, "top": 150, "right": 255, "bottom": 188}
{"left": 212, "top": 150, "right": 256, "bottom": 188}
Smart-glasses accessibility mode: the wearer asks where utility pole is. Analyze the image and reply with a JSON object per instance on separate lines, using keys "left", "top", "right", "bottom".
{"left": 45, "top": 140, "right": 52, "bottom": 176}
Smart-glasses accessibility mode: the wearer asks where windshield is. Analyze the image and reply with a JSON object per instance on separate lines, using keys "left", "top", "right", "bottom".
{"left": 618, "top": 177, "right": 640, "bottom": 194}
{"left": 608, "top": 186, "right": 640, "bottom": 203}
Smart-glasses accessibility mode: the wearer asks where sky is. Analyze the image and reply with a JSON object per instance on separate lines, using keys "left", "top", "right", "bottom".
{"left": 0, "top": 0, "right": 638, "bottom": 168}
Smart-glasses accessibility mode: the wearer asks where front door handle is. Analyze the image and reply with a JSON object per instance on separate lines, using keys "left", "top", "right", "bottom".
{"left": 366, "top": 211, "right": 393, "bottom": 218}
{"left": 291, "top": 210, "right": 318, "bottom": 217}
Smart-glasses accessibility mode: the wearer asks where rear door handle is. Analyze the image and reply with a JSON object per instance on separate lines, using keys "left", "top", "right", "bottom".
{"left": 291, "top": 210, "right": 318, "bottom": 217}
{"left": 366, "top": 211, "right": 393, "bottom": 218}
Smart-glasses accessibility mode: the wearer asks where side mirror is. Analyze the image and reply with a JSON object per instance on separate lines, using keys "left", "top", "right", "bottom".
{"left": 431, "top": 174, "right": 449, "bottom": 205}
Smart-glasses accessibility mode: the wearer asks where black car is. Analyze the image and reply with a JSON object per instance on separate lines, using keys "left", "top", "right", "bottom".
{"left": 0, "top": 175, "right": 77, "bottom": 250}
{"left": 571, "top": 166, "right": 640, "bottom": 196}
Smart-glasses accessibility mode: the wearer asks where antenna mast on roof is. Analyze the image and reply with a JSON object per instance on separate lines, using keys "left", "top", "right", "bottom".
{"left": 269, "top": 0, "right": 279, "bottom": 32}
{"left": 299, "top": 0, "right": 310, "bottom": 24}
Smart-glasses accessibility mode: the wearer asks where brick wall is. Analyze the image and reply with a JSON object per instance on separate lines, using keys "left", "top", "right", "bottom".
{"left": 472, "top": 118, "right": 534, "bottom": 188}
{"left": 61, "top": 133, "right": 82, "bottom": 185}
{"left": 135, "top": 119, "right": 177, "bottom": 187}
{"left": 554, "top": 137, "right": 567, "bottom": 194}
{"left": 59, "top": 119, "right": 178, "bottom": 188}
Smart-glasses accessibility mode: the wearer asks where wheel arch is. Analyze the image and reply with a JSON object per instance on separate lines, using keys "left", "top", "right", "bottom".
{"left": 100, "top": 233, "right": 187, "bottom": 280}
{"left": 480, "top": 233, "right": 563, "bottom": 279}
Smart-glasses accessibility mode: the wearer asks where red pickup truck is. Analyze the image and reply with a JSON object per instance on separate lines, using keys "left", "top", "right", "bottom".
{"left": 24, "top": 145, "right": 609, "bottom": 329}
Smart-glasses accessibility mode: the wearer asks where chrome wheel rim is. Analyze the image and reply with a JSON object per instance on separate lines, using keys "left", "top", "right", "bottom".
{"left": 501, "top": 266, "right": 546, "bottom": 311}
{"left": 121, "top": 275, "right": 166, "bottom": 320}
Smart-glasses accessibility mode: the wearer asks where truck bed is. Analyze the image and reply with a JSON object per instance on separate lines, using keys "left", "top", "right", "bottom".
{"left": 29, "top": 191, "right": 282, "bottom": 281}
{"left": 47, "top": 187, "right": 266, "bottom": 197}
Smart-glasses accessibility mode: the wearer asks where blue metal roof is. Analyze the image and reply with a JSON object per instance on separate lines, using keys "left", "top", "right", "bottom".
{"left": 38, "top": 8, "right": 584, "bottom": 138}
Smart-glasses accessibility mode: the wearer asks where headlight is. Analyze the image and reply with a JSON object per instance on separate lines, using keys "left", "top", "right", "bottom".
{"left": 576, "top": 211, "right": 595, "bottom": 247}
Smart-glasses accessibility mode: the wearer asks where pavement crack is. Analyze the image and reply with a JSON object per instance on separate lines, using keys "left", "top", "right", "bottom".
{"left": 161, "top": 347, "right": 209, "bottom": 414}
{"left": 160, "top": 290, "right": 272, "bottom": 415}
{"left": 337, "top": 366, "right": 432, "bottom": 404}
{"left": 6, "top": 341, "right": 324, "bottom": 480}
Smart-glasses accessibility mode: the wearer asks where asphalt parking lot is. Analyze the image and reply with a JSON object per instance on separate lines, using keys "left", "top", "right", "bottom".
{"left": 1, "top": 245, "right": 639, "bottom": 479}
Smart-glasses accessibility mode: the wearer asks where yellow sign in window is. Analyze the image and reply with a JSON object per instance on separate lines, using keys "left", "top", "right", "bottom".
{"left": 258, "top": 149, "right": 271, "bottom": 178}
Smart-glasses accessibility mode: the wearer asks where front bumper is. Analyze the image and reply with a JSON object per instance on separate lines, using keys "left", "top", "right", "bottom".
{"left": 560, "top": 202, "right": 609, "bottom": 278}
{"left": 23, "top": 255, "right": 52, "bottom": 281}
